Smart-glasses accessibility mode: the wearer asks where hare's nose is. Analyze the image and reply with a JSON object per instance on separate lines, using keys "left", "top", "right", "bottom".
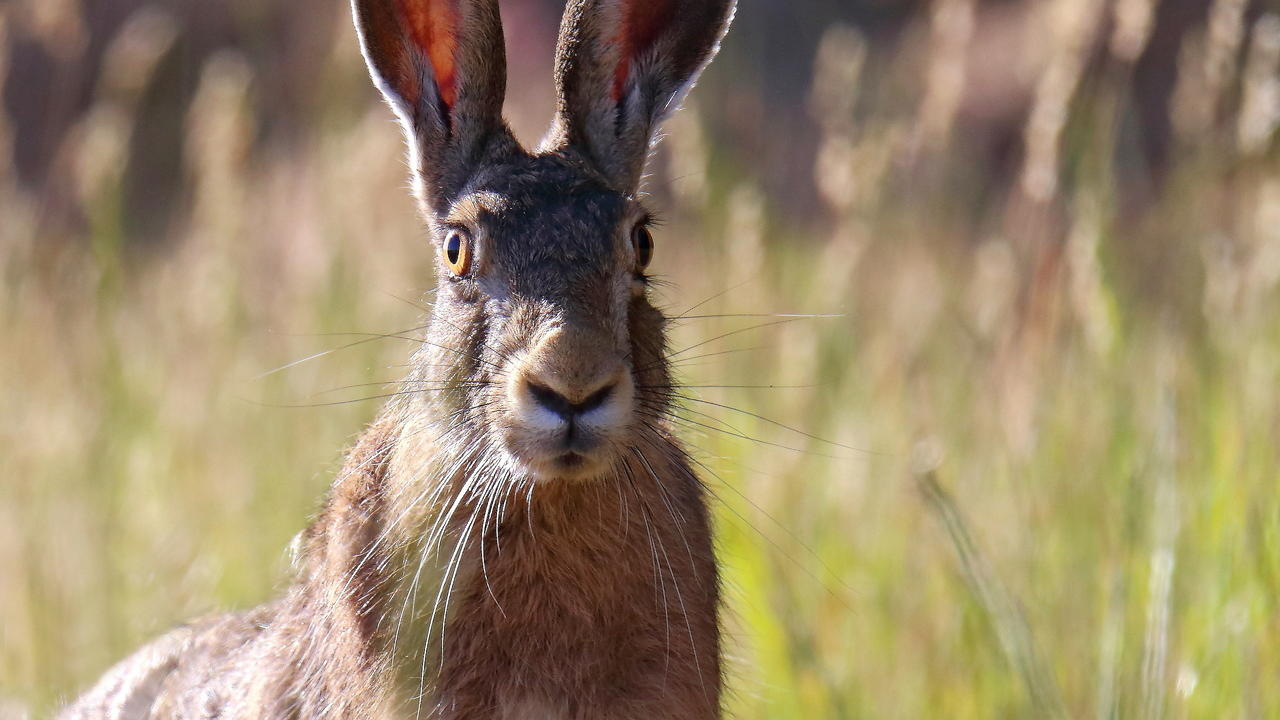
{"left": 525, "top": 378, "right": 616, "bottom": 419}
{"left": 512, "top": 326, "right": 633, "bottom": 431}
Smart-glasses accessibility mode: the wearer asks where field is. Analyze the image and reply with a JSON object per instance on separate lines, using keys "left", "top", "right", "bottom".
{"left": 2, "top": 1, "right": 1279, "bottom": 717}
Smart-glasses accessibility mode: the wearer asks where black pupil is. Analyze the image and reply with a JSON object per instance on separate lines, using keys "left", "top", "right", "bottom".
{"left": 445, "top": 234, "right": 462, "bottom": 265}
{"left": 636, "top": 227, "right": 653, "bottom": 266}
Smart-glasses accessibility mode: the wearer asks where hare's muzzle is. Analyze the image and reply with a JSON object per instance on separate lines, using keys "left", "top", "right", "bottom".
{"left": 502, "top": 326, "right": 635, "bottom": 480}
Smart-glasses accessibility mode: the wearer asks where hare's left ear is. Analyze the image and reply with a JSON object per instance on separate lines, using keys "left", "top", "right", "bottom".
{"left": 352, "top": 0, "right": 511, "bottom": 212}
{"left": 545, "top": 0, "right": 735, "bottom": 193}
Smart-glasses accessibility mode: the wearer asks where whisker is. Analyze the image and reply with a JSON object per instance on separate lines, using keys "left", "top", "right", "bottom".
{"left": 251, "top": 323, "right": 431, "bottom": 379}
{"left": 672, "top": 312, "right": 844, "bottom": 322}
{"left": 637, "top": 383, "right": 818, "bottom": 390}
{"left": 408, "top": 337, "right": 510, "bottom": 374}
{"left": 382, "top": 289, "right": 437, "bottom": 314}
{"left": 478, "top": 474, "right": 509, "bottom": 618}
{"left": 675, "top": 443, "right": 859, "bottom": 611}
{"left": 635, "top": 399, "right": 756, "bottom": 448}
{"left": 634, "top": 346, "right": 768, "bottom": 376}
{"left": 247, "top": 389, "right": 462, "bottom": 409}
{"left": 431, "top": 315, "right": 521, "bottom": 367}
{"left": 633, "top": 419, "right": 858, "bottom": 614}
{"left": 636, "top": 402, "right": 841, "bottom": 459}
{"left": 665, "top": 276, "right": 759, "bottom": 321}
{"left": 666, "top": 318, "right": 807, "bottom": 361}
{"left": 621, "top": 461, "right": 672, "bottom": 685}
{"left": 309, "top": 379, "right": 499, "bottom": 398}
{"left": 667, "top": 393, "right": 867, "bottom": 454}
{"left": 631, "top": 443, "right": 712, "bottom": 710}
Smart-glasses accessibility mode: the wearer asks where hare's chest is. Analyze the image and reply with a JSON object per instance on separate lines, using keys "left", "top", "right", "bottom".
{"left": 498, "top": 696, "right": 569, "bottom": 720}
{"left": 423, "top": 476, "right": 719, "bottom": 718}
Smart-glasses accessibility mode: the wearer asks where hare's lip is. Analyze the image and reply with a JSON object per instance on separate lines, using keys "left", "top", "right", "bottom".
{"left": 540, "top": 449, "right": 599, "bottom": 477}
{"left": 556, "top": 452, "right": 585, "bottom": 468}
{"left": 510, "top": 444, "right": 612, "bottom": 481}
{"left": 500, "top": 421, "right": 618, "bottom": 480}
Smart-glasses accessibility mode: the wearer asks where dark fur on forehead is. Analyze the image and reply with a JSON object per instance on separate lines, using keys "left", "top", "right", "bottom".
{"left": 451, "top": 149, "right": 626, "bottom": 218}
{"left": 444, "top": 151, "right": 634, "bottom": 286}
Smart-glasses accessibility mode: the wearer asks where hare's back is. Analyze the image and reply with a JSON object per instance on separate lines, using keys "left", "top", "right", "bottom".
{"left": 58, "top": 610, "right": 272, "bottom": 720}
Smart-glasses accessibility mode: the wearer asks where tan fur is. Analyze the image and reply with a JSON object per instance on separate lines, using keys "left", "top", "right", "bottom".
{"left": 60, "top": 1, "right": 736, "bottom": 718}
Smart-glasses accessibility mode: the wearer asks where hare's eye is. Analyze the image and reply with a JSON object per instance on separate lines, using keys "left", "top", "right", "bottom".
{"left": 632, "top": 224, "right": 654, "bottom": 271}
{"left": 441, "top": 229, "right": 472, "bottom": 276}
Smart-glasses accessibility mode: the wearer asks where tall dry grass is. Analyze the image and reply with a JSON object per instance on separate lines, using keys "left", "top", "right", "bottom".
{"left": 2, "top": 1, "right": 1279, "bottom": 718}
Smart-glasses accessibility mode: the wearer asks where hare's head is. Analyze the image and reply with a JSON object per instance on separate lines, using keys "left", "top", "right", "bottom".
{"left": 353, "top": 0, "right": 734, "bottom": 480}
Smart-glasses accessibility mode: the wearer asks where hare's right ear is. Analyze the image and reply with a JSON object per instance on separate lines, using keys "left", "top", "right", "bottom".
{"left": 545, "top": 0, "right": 735, "bottom": 193}
{"left": 351, "top": 0, "right": 510, "bottom": 212}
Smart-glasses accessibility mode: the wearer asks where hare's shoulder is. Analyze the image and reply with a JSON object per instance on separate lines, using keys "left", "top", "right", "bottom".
{"left": 58, "top": 622, "right": 194, "bottom": 720}
{"left": 58, "top": 609, "right": 276, "bottom": 720}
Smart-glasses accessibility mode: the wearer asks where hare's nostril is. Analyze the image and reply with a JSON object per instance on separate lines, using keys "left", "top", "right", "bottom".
{"left": 525, "top": 378, "right": 616, "bottom": 419}
{"left": 578, "top": 383, "right": 613, "bottom": 413}
{"left": 526, "top": 380, "right": 573, "bottom": 418}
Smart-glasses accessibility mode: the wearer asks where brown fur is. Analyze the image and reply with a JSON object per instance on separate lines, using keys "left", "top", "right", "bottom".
{"left": 60, "top": 1, "right": 736, "bottom": 718}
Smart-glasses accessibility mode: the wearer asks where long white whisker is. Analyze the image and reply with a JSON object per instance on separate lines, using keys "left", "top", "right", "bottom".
{"left": 632, "top": 444, "right": 708, "bottom": 706}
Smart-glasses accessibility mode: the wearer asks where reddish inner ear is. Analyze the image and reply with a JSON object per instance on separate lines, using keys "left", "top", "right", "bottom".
{"left": 397, "top": 0, "right": 460, "bottom": 109}
{"left": 611, "top": 0, "right": 676, "bottom": 102}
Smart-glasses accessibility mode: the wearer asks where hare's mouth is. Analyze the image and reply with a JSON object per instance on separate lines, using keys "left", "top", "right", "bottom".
{"left": 554, "top": 451, "right": 587, "bottom": 470}
{"left": 499, "top": 423, "right": 624, "bottom": 481}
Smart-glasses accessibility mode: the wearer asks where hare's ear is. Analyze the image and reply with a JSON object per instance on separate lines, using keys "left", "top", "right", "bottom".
{"left": 545, "top": 0, "right": 735, "bottom": 193}
{"left": 352, "top": 0, "right": 510, "bottom": 211}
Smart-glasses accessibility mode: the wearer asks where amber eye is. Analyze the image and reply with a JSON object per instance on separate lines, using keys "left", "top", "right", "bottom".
{"left": 632, "top": 224, "right": 654, "bottom": 271}
{"left": 441, "top": 228, "right": 472, "bottom": 276}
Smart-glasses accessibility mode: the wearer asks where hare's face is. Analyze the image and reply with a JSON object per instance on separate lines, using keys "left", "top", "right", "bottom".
{"left": 351, "top": 0, "right": 732, "bottom": 478}
{"left": 420, "top": 153, "right": 668, "bottom": 481}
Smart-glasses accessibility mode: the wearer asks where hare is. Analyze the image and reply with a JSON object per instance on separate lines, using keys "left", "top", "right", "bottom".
{"left": 59, "top": 0, "right": 735, "bottom": 718}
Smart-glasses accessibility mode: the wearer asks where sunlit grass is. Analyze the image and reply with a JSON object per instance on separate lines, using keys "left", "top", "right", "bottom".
{"left": 3, "top": 5, "right": 1280, "bottom": 719}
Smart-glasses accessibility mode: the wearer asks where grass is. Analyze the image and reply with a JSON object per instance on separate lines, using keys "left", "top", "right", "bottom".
{"left": 3, "top": 3, "right": 1280, "bottom": 718}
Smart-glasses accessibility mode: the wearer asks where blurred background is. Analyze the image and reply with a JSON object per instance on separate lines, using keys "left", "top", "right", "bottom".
{"left": 2, "top": 0, "right": 1279, "bottom": 717}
